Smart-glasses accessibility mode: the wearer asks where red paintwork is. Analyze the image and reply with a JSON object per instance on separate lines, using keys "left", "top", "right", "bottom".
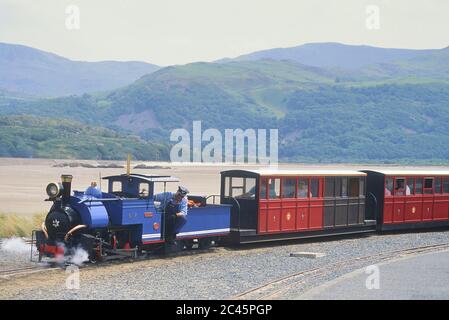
{"left": 142, "top": 240, "right": 165, "bottom": 245}
{"left": 433, "top": 195, "right": 449, "bottom": 220}
{"left": 384, "top": 197, "right": 393, "bottom": 224}
{"left": 393, "top": 195, "right": 405, "bottom": 223}
{"left": 281, "top": 198, "right": 296, "bottom": 232}
{"left": 296, "top": 199, "right": 309, "bottom": 230}
{"left": 258, "top": 176, "right": 324, "bottom": 234}
{"left": 405, "top": 196, "right": 422, "bottom": 222}
{"left": 40, "top": 244, "right": 65, "bottom": 256}
{"left": 422, "top": 195, "right": 433, "bottom": 221}
{"left": 382, "top": 175, "right": 449, "bottom": 225}
{"left": 309, "top": 198, "right": 324, "bottom": 229}
{"left": 267, "top": 199, "right": 281, "bottom": 232}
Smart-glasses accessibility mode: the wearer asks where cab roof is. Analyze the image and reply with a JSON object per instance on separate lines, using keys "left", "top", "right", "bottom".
{"left": 221, "top": 169, "right": 366, "bottom": 177}
{"left": 363, "top": 169, "right": 449, "bottom": 176}
{"left": 102, "top": 174, "right": 179, "bottom": 183}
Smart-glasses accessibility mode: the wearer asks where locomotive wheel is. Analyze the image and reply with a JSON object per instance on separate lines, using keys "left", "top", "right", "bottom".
{"left": 198, "top": 238, "right": 212, "bottom": 250}
{"left": 183, "top": 240, "right": 195, "bottom": 250}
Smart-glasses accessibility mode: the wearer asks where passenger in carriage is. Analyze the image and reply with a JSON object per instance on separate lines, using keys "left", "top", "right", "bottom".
{"left": 385, "top": 179, "right": 393, "bottom": 196}
{"left": 298, "top": 180, "right": 312, "bottom": 198}
{"left": 394, "top": 179, "right": 411, "bottom": 196}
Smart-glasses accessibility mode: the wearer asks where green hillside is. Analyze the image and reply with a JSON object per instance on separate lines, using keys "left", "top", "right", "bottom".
{"left": 0, "top": 115, "right": 169, "bottom": 160}
{"left": 2, "top": 51, "right": 449, "bottom": 163}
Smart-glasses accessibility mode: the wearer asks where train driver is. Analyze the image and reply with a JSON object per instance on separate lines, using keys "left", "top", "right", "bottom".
{"left": 84, "top": 181, "right": 102, "bottom": 198}
{"left": 154, "top": 186, "right": 189, "bottom": 244}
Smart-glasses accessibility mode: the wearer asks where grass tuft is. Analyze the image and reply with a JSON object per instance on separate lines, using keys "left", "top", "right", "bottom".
{"left": 0, "top": 212, "right": 46, "bottom": 238}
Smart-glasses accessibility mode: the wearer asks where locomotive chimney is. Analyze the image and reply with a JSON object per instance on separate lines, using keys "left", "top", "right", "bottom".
{"left": 61, "top": 174, "right": 73, "bottom": 206}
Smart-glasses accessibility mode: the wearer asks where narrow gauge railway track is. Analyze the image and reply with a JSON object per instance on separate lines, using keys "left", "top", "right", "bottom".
{"left": 0, "top": 244, "right": 222, "bottom": 280}
{"left": 231, "top": 242, "right": 449, "bottom": 300}
{"left": 0, "top": 266, "right": 59, "bottom": 279}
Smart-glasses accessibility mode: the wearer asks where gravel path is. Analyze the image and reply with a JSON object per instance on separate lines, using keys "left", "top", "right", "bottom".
{"left": 1, "top": 229, "right": 449, "bottom": 299}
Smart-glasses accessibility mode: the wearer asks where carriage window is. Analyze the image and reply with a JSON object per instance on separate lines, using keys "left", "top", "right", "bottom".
{"left": 112, "top": 181, "right": 122, "bottom": 193}
{"left": 298, "top": 178, "right": 309, "bottom": 198}
{"left": 231, "top": 177, "right": 256, "bottom": 198}
{"left": 424, "top": 178, "right": 434, "bottom": 194}
{"left": 359, "top": 178, "right": 365, "bottom": 197}
{"left": 243, "top": 178, "right": 256, "bottom": 199}
{"left": 415, "top": 178, "right": 423, "bottom": 194}
{"left": 385, "top": 178, "right": 393, "bottom": 196}
{"left": 395, "top": 178, "right": 406, "bottom": 196}
{"left": 349, "top": 177, "right": 359, "bottom": 197}
{"left": 435, "top": 178, "right": 442, "bottom": 194}
{"left": 407, "top": 178, "right": 415, "bottom": 195}
{"left": 282, "top": 178, "right": 296, "bottom": 198}
{"left": 268, "top": 178, "right": 280, "bottom": 199}
{"left": 224, "top": 177, "right": 230, "bottom": 197}
{"left": 260, "top": 178, "right": 267, "bottom": 199}
{"left": 139, "top": 183, "right": 149, "bottom": 197}
{"left": 234, "top": 178, "right": 256, "bottom": 199}
{"left": 310, "top": 179, "right": 319, "bottom": 198}
{"left": 231, "top": 177, "right": 244, "bottom": 197}
{"left": 341, "top": 178, "right": 348, "bottom": 197}
{"left": 444, "top": 178, "right": 449, "bottom": 194}
{"left": 325, "top": 177, "right": 335, "bottom": 197}
{"left": 335, "top": 177, "right": 342, "bottom": 197}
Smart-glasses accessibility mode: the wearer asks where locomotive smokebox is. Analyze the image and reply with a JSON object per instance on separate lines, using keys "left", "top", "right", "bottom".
{"left": 61, "top": 174, "right": 73, "bottom": 206}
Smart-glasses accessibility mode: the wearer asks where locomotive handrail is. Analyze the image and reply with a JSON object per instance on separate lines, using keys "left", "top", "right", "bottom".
{"left": 77, "top": 197, "right": 139, "bottom": 204}
{"left": 205, "top": 194, "right": 221, "bottom": 204}
{"left": 367, "top": 191, "right": 379, "bottom": 223}
{"left": 226, "top": 196, "right": 241, "bottom": 232}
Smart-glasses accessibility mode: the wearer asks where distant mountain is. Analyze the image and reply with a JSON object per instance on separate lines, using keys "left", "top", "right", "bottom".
{"left": 3, "top": 43, "right": 449, "bottom": 163}
{"left": 360, "top": 46, "right": 449, "bottom": 79}
{"left": 0, "top": 43, "right": 160, "bottom": 96}
{"left": 224, "top": 42, "right": 439, "bottom": 69}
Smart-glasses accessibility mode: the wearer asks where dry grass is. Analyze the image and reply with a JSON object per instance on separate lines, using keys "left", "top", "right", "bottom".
{"left": 0, "top": 212, "right": 46, "bottom": 238}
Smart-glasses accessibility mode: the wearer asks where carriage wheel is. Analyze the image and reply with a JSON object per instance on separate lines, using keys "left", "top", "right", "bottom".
{"left": 198, "top": 238, "right": 212, "bottom": 250}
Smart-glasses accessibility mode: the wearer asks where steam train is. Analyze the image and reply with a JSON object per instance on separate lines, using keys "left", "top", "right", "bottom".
{"left": 34, "top": 167, "right": 449, "bottom": 262}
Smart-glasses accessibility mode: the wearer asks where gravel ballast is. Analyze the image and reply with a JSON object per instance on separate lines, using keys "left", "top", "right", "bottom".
{"left": 1, "top": 229, "right": 449, "bottom": 299}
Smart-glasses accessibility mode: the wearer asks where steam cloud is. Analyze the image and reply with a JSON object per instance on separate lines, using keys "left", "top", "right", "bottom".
{"left": 1, "top": 237, "right": 30, "bottom": 254}
{"left": 69, "top": 247, "right": 89, "bottom": 266}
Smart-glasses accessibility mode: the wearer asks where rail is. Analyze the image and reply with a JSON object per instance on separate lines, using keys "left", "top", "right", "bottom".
{"left": 230, "top": 242, "right": 449, "bottom": 300}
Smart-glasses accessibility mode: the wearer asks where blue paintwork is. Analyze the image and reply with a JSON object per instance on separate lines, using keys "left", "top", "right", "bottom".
{"left": 177, "top": 204, "right": 232, "bottom": 239}
{"left": 70, "top": 195, "right": 109, "bottom": 228}
{"left": 69, "top": 174, "right": 231, "bottom": 245}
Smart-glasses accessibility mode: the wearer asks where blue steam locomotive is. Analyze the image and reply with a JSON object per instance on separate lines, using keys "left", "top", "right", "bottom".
{"left": 35, "top": 173, "right": 231, "bottom": 262}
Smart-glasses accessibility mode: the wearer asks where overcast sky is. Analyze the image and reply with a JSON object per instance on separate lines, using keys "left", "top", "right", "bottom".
{"left": 1, "top": 0, "right": 448, "bottom": 66}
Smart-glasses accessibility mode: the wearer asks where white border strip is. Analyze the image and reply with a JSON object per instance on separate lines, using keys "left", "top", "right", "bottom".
{"left": 142, "top": 228, "right": 230, "bottom": 239}
{"left": 142, "top": 233, "right": 161, "bottom": 239}
{"left": 178, "top": 228, "right": 230, "bottom": 237}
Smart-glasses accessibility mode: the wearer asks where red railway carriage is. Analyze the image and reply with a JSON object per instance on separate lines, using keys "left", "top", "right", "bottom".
{"left": 364, "top": 170, "right": 449, "bottom": 231}
{"left": 220, "top": 169, "right": 376, "bottom": 243}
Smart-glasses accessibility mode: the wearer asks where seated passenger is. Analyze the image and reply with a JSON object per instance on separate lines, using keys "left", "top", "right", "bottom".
{"left": 406, "top": 184, "right": 411, "bottom": 195}
{"left": 395, "top": 180, "right": 407, "bottom": 196}
{"left": 84, "top": 182, "right": 102, "bottom": 198}
{"left": 298, "top": 182, "right": 311, "bottom": 198}
{"left": 385, "top": 179, "right": 393, "bottom": 196}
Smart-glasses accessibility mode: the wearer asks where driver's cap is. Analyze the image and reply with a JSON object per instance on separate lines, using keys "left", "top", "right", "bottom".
{"left": 177, "top": 186, "right": 189, "bottom": 196}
